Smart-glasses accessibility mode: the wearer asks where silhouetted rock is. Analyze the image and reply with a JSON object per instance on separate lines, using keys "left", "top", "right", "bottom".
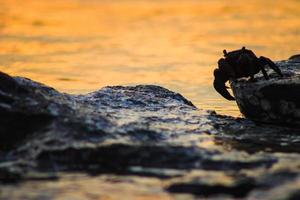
{"left": 289, "top": 54, "right": 300, "bottom": 61}
{"left": 231, "top": 59, "right": 300, "bottom": 126}
{"left": 0, "top": 70, "right": 300, "bottom": 200}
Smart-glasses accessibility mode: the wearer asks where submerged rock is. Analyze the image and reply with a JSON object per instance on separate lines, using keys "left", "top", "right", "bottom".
{"left": 1, "top": 71, "right": 300, "bottom": 199}
{"left": 231, "top": 58, "right": 300, "bottom": 126}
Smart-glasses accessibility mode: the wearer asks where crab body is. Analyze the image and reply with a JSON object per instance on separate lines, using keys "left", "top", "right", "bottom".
{"left": 213, "top": 47, "right": 283, "bottom": 100}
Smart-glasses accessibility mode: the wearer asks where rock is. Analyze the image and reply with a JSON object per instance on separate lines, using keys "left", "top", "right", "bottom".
{"left": 289, "top": 54, "right": 300, "bottom": 61}
{"left": 166, "top": 175, "right": 256, "bottom": 198}
{"left": 1, "top": 71, "right": 300, "bottom": 199}
{"left": 231, "top": 59, "right": 300, "bottom": 126}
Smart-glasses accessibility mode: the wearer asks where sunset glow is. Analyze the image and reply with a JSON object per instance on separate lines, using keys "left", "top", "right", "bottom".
{"left": 0, "top": 0, "right": 300, "bottom": 115}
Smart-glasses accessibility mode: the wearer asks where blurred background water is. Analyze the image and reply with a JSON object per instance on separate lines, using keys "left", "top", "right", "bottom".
{"left": 0, "top": 0, "right": 300, "bottom": 116}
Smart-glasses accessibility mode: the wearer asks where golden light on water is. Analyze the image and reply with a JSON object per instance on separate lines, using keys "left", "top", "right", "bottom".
{"left": 0, "top": 0, "right": 300, "bottom": 116}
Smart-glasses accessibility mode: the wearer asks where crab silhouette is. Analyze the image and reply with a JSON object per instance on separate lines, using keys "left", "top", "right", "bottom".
{"left": 213, "top": 47, "right": 283, "bottom": 100}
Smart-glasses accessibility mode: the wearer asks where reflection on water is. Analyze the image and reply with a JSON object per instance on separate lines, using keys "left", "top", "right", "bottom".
{"left": 0, "top": 0, "right": 300, "bottom": 116}
{"left": 1, "top": 174, "right": 175, "bottom": 200}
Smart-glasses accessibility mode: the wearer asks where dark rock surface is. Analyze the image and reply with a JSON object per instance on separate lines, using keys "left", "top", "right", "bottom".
{"left": 231, "top": 59, "right": 300, "bottom": 126}
{"left": 1, "top": 71, "right": 300, "bottom": 199}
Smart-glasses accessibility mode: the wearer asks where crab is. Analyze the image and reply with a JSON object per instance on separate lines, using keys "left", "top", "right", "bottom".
{"left": 213, "top": 47, "right": 283, "bottom": 100}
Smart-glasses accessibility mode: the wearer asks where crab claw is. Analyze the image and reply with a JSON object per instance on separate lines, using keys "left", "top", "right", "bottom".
{"left": 213, "top": 69, "right": 235, "bottom": 101}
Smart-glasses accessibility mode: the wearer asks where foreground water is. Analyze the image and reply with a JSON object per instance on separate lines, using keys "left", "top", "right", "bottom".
{"left": 0, "top": 0, "right": 300, "bottom": 116}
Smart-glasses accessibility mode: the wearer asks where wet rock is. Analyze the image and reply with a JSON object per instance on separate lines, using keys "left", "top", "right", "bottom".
{"left": 167, "top": 176, "right": 256, "bottom": 198}
{"left": 289, "top": 54, "right": 300, "bottom": 61}
{"left": 0, "top": 166, "right": 22, "bottom": 183}
{"left": 0, "top": 71, "right": 300, "bottom": 199}
{"left": 231, "top": 59, "right": 300, "bottom": 126}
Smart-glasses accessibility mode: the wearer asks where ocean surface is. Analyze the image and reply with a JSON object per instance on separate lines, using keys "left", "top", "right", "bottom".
{"left": 0, "top": 0, "right": 300, "bottom": 116}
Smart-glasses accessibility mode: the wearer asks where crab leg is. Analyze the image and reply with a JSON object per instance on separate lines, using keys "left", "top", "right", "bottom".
{"left": 257, "top": 62, "right": 269, "bottom": 80}
{"left": 213, "top": 59, "right": 235, "bottom": 101}
{"left": 259, "top": 56, "right": 283, "bottom": 77}
{"left": 213, "top": 69, "right": 235, "bottom": 100}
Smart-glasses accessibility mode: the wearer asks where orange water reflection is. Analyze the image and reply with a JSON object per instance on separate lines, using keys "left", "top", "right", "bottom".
{"left": 0, "top": 0, "right": 300, "bottom": 116}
